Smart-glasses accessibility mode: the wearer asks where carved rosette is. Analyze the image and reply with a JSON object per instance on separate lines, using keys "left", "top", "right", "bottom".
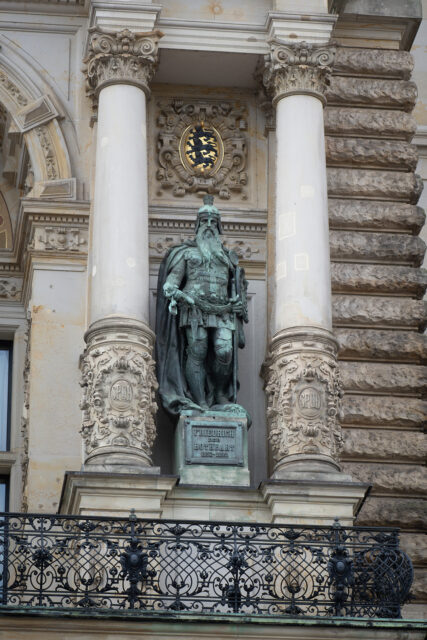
{"left": 84, "top": 28, "right": 163, "bottom": 100}
{"left": 263, "top": 41, "right": 336, "bottom": 106}
{"left": 263, "top": 329, "right": 343, "bottom": 475}
{"left": 80, "top": 320, "right": 158, "bottom": 469}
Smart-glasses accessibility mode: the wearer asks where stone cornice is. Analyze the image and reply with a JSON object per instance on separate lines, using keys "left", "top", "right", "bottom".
{"left": 263, "top": 40, "right": 336, "bottom": 106}
{"left": 84, "top": 27, "right": 163, "bottom": 100}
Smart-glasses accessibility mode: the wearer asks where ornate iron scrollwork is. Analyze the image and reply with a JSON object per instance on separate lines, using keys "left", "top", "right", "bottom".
{"left": 0, "top": 513, "right": 413, "bottom": 618}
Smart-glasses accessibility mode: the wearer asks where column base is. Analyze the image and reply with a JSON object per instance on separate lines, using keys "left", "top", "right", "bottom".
{"left": 59, "top": 470, "right": 177, "bottom": 518}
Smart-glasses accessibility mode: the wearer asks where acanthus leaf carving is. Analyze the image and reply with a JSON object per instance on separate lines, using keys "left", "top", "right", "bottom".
{"left": 80, "top": 326, "right": 158, "bottom": 468}
{"left": 263, "top": 41, "right": 336, "bottom": 106}
{"left": 264, "top": 331, "right": 343, "bottom": 469}
{"left": 84, "top": 28, "right": 163, "bottom": 100}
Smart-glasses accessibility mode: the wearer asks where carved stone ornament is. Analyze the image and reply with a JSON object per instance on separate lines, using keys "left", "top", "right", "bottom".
{"left": 80, "top": 319, "right": 158, "bottom": 469}
{"left": 263, "top": 329, "right": 343, "bottom": 475}
{"left": 263, "top": 40, "right": 336, "bottom": 106}
{"left": 84, "top": 27, "right": 163, "bottom": 100}
{"left": 156, "top": 99, "right": 248, "bottom": 200}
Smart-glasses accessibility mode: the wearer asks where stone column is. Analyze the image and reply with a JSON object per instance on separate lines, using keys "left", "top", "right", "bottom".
{"left": 80, "top": 28, "right": 162, "bottom": 472}
{"left": 263, "top": 41, "right": 342, "bottom": 477}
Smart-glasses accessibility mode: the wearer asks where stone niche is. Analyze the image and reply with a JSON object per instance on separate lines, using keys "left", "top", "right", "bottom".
{"left": 148, "top": 86, "right": 267, "bottom": 210}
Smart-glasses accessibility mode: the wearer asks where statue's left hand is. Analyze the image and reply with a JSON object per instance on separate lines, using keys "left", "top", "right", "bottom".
{"left": 230, "top": 295, "right": 243, "bottom": 315}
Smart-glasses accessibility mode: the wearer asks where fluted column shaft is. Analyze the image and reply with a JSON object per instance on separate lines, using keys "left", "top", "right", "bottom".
{"left": 80, "top": 28, "right": 162, "bottom": 472}
{"left": 263, "top": 41, "right": 343, "bottom": 477}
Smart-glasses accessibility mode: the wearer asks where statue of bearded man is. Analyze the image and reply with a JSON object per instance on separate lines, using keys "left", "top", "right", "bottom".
{"left": 155, "top": 195, "right": 248, "bottom": 416}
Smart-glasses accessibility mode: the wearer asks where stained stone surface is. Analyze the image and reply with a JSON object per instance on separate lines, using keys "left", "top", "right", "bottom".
{"left": 332, "top": 295, "right": 427, "bottom": 329}
{"left": 411, "top": 571, "right": 427, "bottom": 602}
{"left": 334, "top": 47, "right": 414, "bottom": 79}
{"left": 327, "top": 168, "right": 423, "bottom": 202}
{"left": 331, "top": 263, "right": 427, "bottom": 296}
{"left": 330, "top": 231, "right": 425, "bottom": 265}
{"left": 326, "top": 137, "right": 418, "bottom": 171}
{"left": 325, "top": 43, "right": 426, "bottom": 602}
{"left": 325, "top": 108, "right": 417, "bottom": 140}
{"left": 336, "top": 328, "right": 427, "bottom": 361}
{"left": 356, "top": 497, "right": 427, "bottom": 529}
{"left": 342, "top": 428, "right": 427, "bottom": 461}
{"left": 340, "top": 362, "right": 427, "bottom": 395}
{"left": 341, "top": 396, "right": 427, "bottom": 429}
{"left": 341, "top": 463, "right": 427, "bottom": 494}
{"left": 328, "top": 200, "right": 425, "bottom": 233}
{"left": 400, "top": 533, "right": 427, "bottom": 565}
{"left": 326, "top": 77, "right": 417, "bottom": 111}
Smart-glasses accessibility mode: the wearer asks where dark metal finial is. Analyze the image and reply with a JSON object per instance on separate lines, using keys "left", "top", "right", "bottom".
{"left": 203, "top": 194, "right": 214, "bottom": 205}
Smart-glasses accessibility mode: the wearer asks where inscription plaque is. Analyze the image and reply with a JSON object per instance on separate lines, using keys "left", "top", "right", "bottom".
{"left": 185, "top": 420, "right": 244, "bottom": 466}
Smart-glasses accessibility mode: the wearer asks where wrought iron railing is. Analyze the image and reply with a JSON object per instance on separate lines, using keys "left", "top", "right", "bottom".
{"left": 0, "top": 512, "right": 413, "bottom": 618}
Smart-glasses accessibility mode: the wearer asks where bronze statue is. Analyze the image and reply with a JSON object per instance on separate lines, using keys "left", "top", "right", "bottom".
{"left": 156, "top": 195, "right": 248, "bottom": 416}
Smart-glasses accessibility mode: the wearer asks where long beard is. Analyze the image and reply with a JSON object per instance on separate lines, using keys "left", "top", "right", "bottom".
{"left": 196, "top": 228, "right": 228, "bottom": 266}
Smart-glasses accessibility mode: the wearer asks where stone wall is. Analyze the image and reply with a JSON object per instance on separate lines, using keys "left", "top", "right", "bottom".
{"left": 327, "top": 47, "right": 426, "bottom": 612}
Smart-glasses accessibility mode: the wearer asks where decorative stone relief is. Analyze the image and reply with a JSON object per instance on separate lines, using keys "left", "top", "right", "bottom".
{"left": 263, "top": 41, "right": 336, "bottom": 105}
{"left": 84, "top": 28, "right": 162, "bottom": 100}
{"left": 0, "top": 278, "right": 22, "bottom": 300}
{"left": 80, "top": 322, "right": 158, "bottom": 469}
{"left": 263, "top": 330, "right": 343, "bottom": 473}
{"left": 155, "top": 99, "right": 248, "bottom": 200}
{"left": 0, "top": 69, "right": 28, "bottom": 107}
{"left": 35, "top": 126, "right": 59, "bottom": 180}
{"left": 30, "top": 226, "right": 87, "bottom": 253}
{"left": 149, "top": 233, "right": 261, "bottom": 262}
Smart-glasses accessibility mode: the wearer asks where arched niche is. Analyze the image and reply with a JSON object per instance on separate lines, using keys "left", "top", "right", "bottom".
{"left": 0, "top": 191, "right": 13, "bottom": 250}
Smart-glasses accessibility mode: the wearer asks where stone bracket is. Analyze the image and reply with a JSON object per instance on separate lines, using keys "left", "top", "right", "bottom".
{"left": 15, "top": 95, "right": 59, "bottom": 133}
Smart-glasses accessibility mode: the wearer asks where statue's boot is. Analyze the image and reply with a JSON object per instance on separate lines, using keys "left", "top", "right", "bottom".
{"left": 212, "top": 360, "right": 233, "bottom": 405}
{"left": 185, "top": 353, "right": 208, "bottom": 408}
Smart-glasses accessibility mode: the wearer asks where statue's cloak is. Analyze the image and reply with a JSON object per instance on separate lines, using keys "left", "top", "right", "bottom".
{"left": 155, "top": 241, "right": 246, "bottom": 417}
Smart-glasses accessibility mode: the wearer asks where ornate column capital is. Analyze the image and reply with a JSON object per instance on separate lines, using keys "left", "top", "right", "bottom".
{"left": 263, "top": 40, "right": 336, "bottom": 106}
{"left": 84, "top": 27, "right": 163, "bottom": 100}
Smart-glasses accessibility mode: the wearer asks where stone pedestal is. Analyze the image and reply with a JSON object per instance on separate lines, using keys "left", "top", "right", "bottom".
{"left": 261, "top": 476, "right": 369, "bottom": 527}
{"left": 59, "top": 471, "right": 177, "bottom": 518}
{"left": 174, "top": 411, "right": 250, "bottom": 487}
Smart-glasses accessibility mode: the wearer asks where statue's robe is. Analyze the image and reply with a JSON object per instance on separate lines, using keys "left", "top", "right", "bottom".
{"left": 155, "top": 241, "right": 246, "bottom": 417}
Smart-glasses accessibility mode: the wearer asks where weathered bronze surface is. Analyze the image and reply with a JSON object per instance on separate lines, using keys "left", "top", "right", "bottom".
{"left": 155, "top": 195, "right": 249, "bottom": 418}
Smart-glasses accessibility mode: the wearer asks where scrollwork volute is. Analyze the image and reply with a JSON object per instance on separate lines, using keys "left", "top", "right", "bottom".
{"left": 263, "top": 330, "right": 343, "bottom": 474}
{"left": 84, "top": 27, "right": 163, "bottom": 99}
{"left": 263, "top": 40, "right": 336, "bottom": 105}
{"left": 80, "top": 322, "right": 158, "bottom": 469}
